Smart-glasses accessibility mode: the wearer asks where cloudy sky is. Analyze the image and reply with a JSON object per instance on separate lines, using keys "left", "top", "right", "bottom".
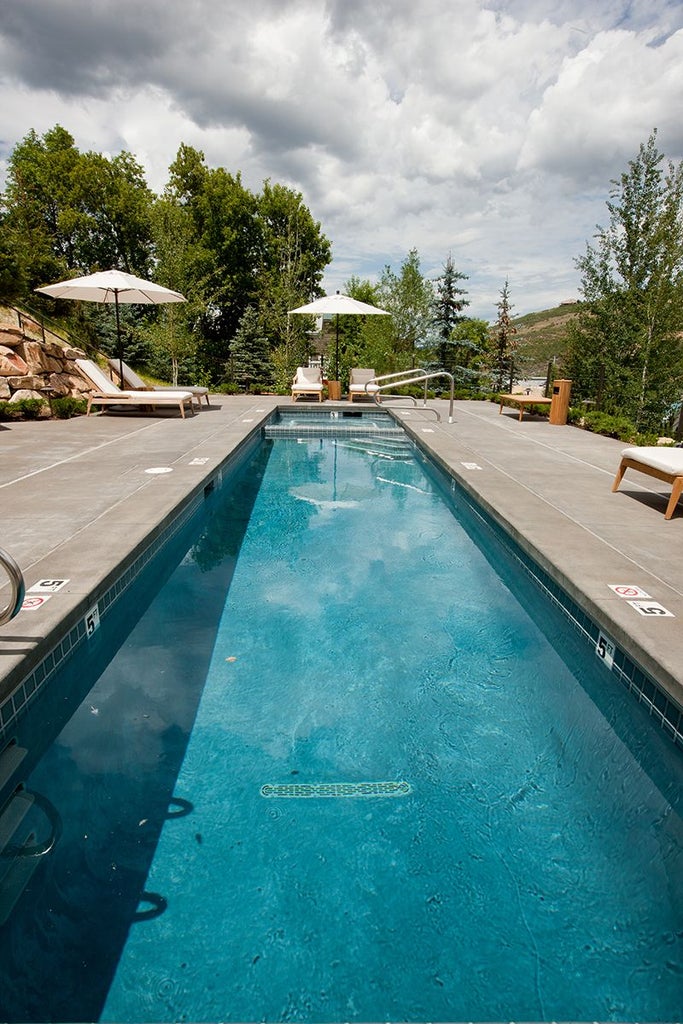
{"left": 1, "top": 0, "right": 683, "bottom": 320}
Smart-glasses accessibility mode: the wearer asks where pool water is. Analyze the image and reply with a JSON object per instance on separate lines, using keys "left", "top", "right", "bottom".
{"left": 0, "top": 434, "right": 682, "bottom": 1022}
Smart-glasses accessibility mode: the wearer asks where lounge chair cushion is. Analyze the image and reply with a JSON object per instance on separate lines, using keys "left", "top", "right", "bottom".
{"left": 612, "top": 446, "right": 683, "bottom": 519}
{"left": 75, "top": 359, "right": 195, "bottom": 417}
{"left": 349, "top": 368, "right": 379, "bottom": 393}
{"left": 108, "top": 358, "right": 210, "bottom": 407}
{"left": 295, "top": 366, "right": 322, "bottom": 385}
{"left": 620, "top": 446, "right": 683, "bottom": 474}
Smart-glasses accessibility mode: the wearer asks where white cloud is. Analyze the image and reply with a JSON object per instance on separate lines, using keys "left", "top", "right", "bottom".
{"left": 1, "top": 0, "right": 683, "bottom": 319}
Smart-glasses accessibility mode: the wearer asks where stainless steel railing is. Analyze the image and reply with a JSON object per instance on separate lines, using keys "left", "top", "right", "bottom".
{"left": 0, "top": 548, "right": 25, "bottom": 626}
{"left": 367, "top": 369, "right": 455, "bottom": 423}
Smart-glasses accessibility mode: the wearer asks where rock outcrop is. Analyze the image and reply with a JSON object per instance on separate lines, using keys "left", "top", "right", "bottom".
{"left": 0, "top": 316, "right": 90, "bottom": 410}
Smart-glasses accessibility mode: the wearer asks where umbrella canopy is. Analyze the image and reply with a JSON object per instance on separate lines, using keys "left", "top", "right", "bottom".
{"left": 289, "top": 291, "right": 390, "bottom": 379}
{"left": 36, "top": 269, "right": 186, "bottom": 381}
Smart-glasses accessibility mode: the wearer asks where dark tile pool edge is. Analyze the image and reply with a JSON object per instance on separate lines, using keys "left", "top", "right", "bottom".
{"left": 411, "top": 434, "right": 683, "bottom": 752}
{"left": 0, "top": 429, "right": 263, "bottom": 745}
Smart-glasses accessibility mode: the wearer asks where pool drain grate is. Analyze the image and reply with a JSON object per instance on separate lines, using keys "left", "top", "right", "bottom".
{"left": 260, "top": 780, "right": 411, "bottom": 799}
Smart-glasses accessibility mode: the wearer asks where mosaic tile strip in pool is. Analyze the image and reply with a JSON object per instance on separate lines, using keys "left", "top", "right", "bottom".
{"left": 260, "top": 780, "right": 412, "bottom": 799}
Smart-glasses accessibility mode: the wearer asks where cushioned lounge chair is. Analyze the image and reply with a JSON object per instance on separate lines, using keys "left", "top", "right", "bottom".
{"left": 348, "top": 368, "right": 380, "bottom": 402}
{"left": 76, "top": 359, "right": 195, "bottom": 419}
{"left": 108, "top": 358, "right": 210, "bottom": 409}
{"left": 612, "top": 446, "right": 683, "bottom": 520}
{"left": 291, "top": 365, "right": 324, "bottom": 402}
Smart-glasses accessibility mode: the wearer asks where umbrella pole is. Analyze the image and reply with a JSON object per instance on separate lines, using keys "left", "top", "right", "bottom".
{"left": 335, "top": 314, "right": 339, "bottom": 380}
{"left": 114, "top": 291, "right": 124, "bottom": 385}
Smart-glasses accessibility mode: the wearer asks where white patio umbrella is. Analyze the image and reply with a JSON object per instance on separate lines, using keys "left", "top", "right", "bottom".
{"left": 36, "top": 269, "right": 186, "bottom": 382}
{"left": 289, "top": 291, "right": 390, "bottom": 380}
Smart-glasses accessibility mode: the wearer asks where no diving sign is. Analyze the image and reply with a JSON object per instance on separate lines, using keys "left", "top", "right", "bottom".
{"left": 608, "top": 583, "right": 674, "bottom": 617}
{"left": 608, "top": 584, "right": 651, "bottom": 599}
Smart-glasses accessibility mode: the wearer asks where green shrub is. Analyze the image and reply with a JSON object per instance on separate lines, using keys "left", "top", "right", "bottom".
{"left": 52, "top": 396, "right": 88, "bottom": 419}
{"left": 581, "top": 410, "right": 636, "bottom": 441}
{"left": 214, "top": 382, "right": 240, "bottom": 395}
{"left": 0, "top": 398, "right": 47, "bottom": 420}
{"left": 0, "top": 401, "right": 18, "bottom": 421}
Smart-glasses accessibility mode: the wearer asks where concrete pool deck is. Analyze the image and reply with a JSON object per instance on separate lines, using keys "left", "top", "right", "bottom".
{"left": 1, "top": 396, "right": 682, "bottom": 728}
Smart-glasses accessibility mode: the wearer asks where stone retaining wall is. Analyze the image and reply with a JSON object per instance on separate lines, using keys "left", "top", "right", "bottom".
{"left": 0, "top": 323, "right": 90, "bottom": 408}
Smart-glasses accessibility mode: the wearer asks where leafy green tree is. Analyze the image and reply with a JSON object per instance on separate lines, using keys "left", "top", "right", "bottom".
{"left": 378, "top": 249, "right": 434, "bottom": 364}
{"left": 433, "top": 254, "right": 470, "bottom": 371}
{"left": 489, "top": 279, "right": 517, "bottom": 391}
{"left": 1, "top": 126, "right": 83, "bottom": 291}
{"left": 227, "top": 306, "right": 274, "bottom": 392}
{"left": 568, "top": 131, "right": 683, "bottom": 428}
{"left": 329, "top": 276, "right": 390, "bottom": 386}
{"left": 161, "top": 147, "right": 330, "bottom": 382}
{"left": 1, "top": 126, "right": 155, "bottom": 296}
{"left": 0, "top": 212, "right": 25, "bottom": 301}
{"left": 75, "top": 149, "right": 154, "bottom": 272}
{"left": 253, "top": 181, "right": 330, "bottom": 375}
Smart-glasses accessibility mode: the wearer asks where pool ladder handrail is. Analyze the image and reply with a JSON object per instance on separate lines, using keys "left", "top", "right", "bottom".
{"left": 0, "top": 548, "right": 25, "bottom": 626}
{"left": 366, "top": 369, "right": 455, "bottom": 423}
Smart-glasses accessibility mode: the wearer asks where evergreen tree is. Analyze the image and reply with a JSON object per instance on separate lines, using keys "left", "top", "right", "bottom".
{"left": 489, "top": 280, "right": 517, "bottom": 392}
{"left": 568, "top": 131, "right": 683, "bottom": 428}
{"left": 449, "top": 318, "right": 490, "bottom": 391}
{"left": 228, "top": 307, "right": 274, "bottom": 392}
{"left": 433, "top": 253, "right": 470, "bottom": 372}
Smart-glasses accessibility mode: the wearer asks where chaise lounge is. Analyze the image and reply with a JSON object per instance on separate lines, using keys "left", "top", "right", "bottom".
{"left": 108, "top": 358, "right": 210, "bottom": 409}
{"left": 76, "top": 359, "right": 196, "bottom": 418}
{"left": 348, "top": 368, "right": 380, "bottom": 402}
{"left": 612, "top": 446, "right": 683, "bottom": 520}
{"left": 291, "top": 365, "right": 324, "bottom": 402}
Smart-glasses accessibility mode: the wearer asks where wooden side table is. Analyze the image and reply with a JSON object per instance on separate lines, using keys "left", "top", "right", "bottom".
{"left": 325, "top": 380, "right": 341, "bottom": 401}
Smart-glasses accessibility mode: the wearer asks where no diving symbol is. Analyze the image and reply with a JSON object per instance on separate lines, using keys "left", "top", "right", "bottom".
{"left": 22, "top": 594, "right": 51, "bottom": 611}
{"left": 609, "top": 584, "right": 651, "bottom": 599}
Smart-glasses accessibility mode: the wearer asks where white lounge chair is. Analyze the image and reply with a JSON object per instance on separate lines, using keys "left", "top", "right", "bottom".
{"left": 108, "top": 358, "right": 210, "bottom": 409}
{"left": 348, "top": 368, "right": 380, "bottom": 402}
{"left": 76, "top": 359, "right": 195, "bottom": 419}
{"left": 612, "top": 446, "right": 683, "bottom": 520}
{"left": 291, "top": 365, "right": 324, "bottom": 402}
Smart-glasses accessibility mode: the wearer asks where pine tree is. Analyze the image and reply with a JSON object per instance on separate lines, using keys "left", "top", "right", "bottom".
{"left": 228, "top": 307, "right": 274, "bottom": 392}
{"left": 490, "top": 280, "right": 517, "bottom": 392}
{"left": 433, "top": 253, "right": 470, "bottom": 372}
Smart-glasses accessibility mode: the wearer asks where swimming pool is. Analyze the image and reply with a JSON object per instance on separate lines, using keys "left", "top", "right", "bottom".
{"left": 0, "top": 426, "right": 682, "bottom": 1022}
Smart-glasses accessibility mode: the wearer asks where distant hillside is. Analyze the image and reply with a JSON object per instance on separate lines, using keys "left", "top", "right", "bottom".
{"left": 510, "top": 301, "right": 580, "bottom": 376}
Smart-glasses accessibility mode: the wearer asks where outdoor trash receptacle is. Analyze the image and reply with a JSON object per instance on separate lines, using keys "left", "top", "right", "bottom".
{"left": 550, "top": 379, "right": 572, "bottom": 425}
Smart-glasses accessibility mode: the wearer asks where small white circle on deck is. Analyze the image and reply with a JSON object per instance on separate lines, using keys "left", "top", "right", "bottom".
{"left": 145, "top": 467, "right": 174, "bottom": 475}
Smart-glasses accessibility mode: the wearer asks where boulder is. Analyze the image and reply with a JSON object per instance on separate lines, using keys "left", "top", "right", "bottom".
{"left": 48, "top": 372, "right": 90, "bottom": 397}
{"left": 16, "top": 341, "right": 63, "bottom": 374}
{"left": 0, "top": 350, "right": 29, "bottom": 375}
{"left": 0, "top": 379, "right": 10, "bottom": 400}
{"left": 7, "top": 375, "right": 45, "bottom": 391}
{"left": 0, "top": 327, "right": 25, "bottom": 346}
{"left": 8, "top": 389, "right": 47, "bottom": 403}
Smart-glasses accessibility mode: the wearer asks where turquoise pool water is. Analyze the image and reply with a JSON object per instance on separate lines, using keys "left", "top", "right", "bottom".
{"left": 0, "top": 433, "right": 682, "bottom": 1022}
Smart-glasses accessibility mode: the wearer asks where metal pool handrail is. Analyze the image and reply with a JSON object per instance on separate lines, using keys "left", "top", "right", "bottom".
{"left": 367, "top": 369, "right": 455, "bottom": 423}
{"left": 0, "top": 548, "right": 25, "bottom": 626}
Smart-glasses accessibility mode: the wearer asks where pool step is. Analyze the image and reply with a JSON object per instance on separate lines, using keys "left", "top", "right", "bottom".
{"left": 334, "top": 436, "right": 415, "bottom": 460}
{"left": 0, "top": 788, "right": 39, "bottom": 926}
{"left": 0, "top": 740, "right": 27, "bottom": 792}
{"left": 265, "top": 422, "right": 407, "bottom": 439}
{"left": 0, "top": 787, "right": 34, "bottom": 857}
{"left": 0, "top": 787, "right": 57, "bottom": 926}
